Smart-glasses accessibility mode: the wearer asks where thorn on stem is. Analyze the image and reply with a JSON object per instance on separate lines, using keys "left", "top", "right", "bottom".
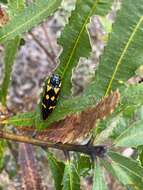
{"left": 87, "top": 145, "right": 107, "bottom": 160}
{"left": 63, "top": 150, "right": 70, "bottom": 161}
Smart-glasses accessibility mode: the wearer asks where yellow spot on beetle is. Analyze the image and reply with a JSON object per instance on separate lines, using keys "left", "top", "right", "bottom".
{"left": 46, "top": 95, "right": 49, "bottom": 100}
{"left": 48, "top": 79, "right": 50, "bottom": 84}
{"left": 54, "top": 88, "right": 60, "bottom": 94}
{"left": 49, "top": 106, "right": 56, "bottom": 110}
{"left": 47, "top": 85, "right": 52, "bottom": 91}
{"left": 42, "top": 103, "right": 46, "bottom": 108}
{"left": 51, "top": 96, "right": 55, "bottom": 101}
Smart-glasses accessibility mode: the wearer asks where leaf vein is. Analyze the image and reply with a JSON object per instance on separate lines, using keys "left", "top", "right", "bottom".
{"left": 105, "top": 16, "right": 143, "bottom": 96}
{"left": 0, "top": 1, "right": 56, "bottom": 41}
{"left": 61, "top": 0, "right": 99, "bottom": 79}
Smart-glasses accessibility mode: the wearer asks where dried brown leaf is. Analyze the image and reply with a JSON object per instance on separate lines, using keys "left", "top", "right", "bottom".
{"left": 36, "top": 90, "right": 120, "bottom": 144}
{"left": 0, "top": 7, "right": 9, "bottom": 27}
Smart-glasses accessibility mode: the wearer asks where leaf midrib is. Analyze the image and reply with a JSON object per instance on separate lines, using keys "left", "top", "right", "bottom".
{"left": 105, "top": 16, "right": 143, "bottom": 96}
{"left": 108, "top": 152, "right": 143, "bottom": 179}
{"left": 0, "top": 0, "right": 58, "bottom": 42}
{"left": 68, "top": 164, "right": 73, "bottom": 190}
{"left": 61, "top": 0, "right": 99, "bottom": 79}
{"left": 116, "top": 162, "right": 143, "bottom": 180}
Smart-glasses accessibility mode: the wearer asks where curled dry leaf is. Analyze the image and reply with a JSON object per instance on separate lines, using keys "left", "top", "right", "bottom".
{"left": 36, "top": 90, "right": 120, "bottom": 144}
{"left": 0, "top": 7, "right": 9, "bottom": 27}
{"left": 18, "top": 143, "right": 44, "bottom": 190}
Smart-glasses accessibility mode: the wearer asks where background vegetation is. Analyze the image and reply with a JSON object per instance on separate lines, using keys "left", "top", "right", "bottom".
{"left": 0, "top": 0, "right": 143, "bottom": 189}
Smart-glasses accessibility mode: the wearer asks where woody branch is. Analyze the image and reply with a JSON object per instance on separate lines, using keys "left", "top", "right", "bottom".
{"left": 0, "top": 130, "right": 106, "bottom": 158}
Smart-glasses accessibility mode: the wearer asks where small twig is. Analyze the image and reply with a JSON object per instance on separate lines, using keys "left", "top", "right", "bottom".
{"left": 29, "top": 31, "right": 56, "bottom": 65}
{"left": 0, "top": 130, "right": 107, "bottom": 158}
{"left": 42, "top": 23, "right": 56, "bottom": 57}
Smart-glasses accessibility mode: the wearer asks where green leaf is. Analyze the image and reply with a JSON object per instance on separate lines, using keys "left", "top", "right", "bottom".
{"left": 47, "top": 152, "right": 65, "bottom": 190}
{"left": 56, "top": 0, "right": 113, "bottom": 96}
{"left": 2, "top": 111, "right": 36, "bottom": 126}
{"left": 102, "top": 159, "right": 143, "bottom": 190}
{"left": 139, "top": 147, "right": 143, "bottom": 167}
{"left": 136, "top": 106, "right": 143, "bottom": 120}
{"left": 74, "top": 154, "right": 91, "bottom": 177}
{"left": 0, "top": 140, "right": 6, "bottom": 172}
{"left": 62, "top": 161, "right": 80, "bottom": 190}
{"left": 109, "top": 117, "right": 128, "bottom": 140}
{"left": 85, "top": 0, "right": 143, "bottom": 99}
{"left": 2, "top": 83, "right": 143, "bottom": 129}
{"left": 101, "top": 159, "right": 117, "bottom": 179}
{"left": 108, "top": 151, "right": 143, "bottom": 179}
{"left": 118, "top": 84, "right": 143, "bottom": 115}
{"left": 0, "top": 36, "right": 20, "bottom": 106}
{"left": 102, "top": 160, "right": 132, "bottom": 187}
{"left": 0, "top": 0, "right": 62, "bottom": 42}
{"left": 111, "top": 163, "right": 137, "bottom": 188}
{"left": 0, "top": 0, "right": 7, "bottom": 4}
{"left": 94, "top": 116, "right": 127, "bottom": 145}
{"left": 113, "top": 165, "right": 143, "bottom": 190}
{"left": 8, "top": 0, "right": 25, "bottom": 16}
{"left": 115, "top": 119, "right": 143, "bottom": 147}
{"left": 0, "top": 0, "right": 26, "bottom": 106}
{"left": 92, "top": 161, "right": 108, "bottom": 190}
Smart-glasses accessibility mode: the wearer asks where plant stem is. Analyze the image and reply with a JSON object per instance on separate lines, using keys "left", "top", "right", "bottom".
{"left": 42, "top": 23, "right": 56, "bottom": 57}
{"left": 0, "top": 130, "right": 106, "bottom": 158}
{"left": 29, "top": 31, "right": 56, "bottom": 65}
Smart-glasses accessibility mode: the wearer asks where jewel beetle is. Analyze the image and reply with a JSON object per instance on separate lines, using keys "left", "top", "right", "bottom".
{"left": 41, "top": 74, "right": 61, "bottom": 120}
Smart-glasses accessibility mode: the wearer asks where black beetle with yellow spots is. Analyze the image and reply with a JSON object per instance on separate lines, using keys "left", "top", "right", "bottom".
{"left": 41, "top": 74, "right": 61, "bottom": 120}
